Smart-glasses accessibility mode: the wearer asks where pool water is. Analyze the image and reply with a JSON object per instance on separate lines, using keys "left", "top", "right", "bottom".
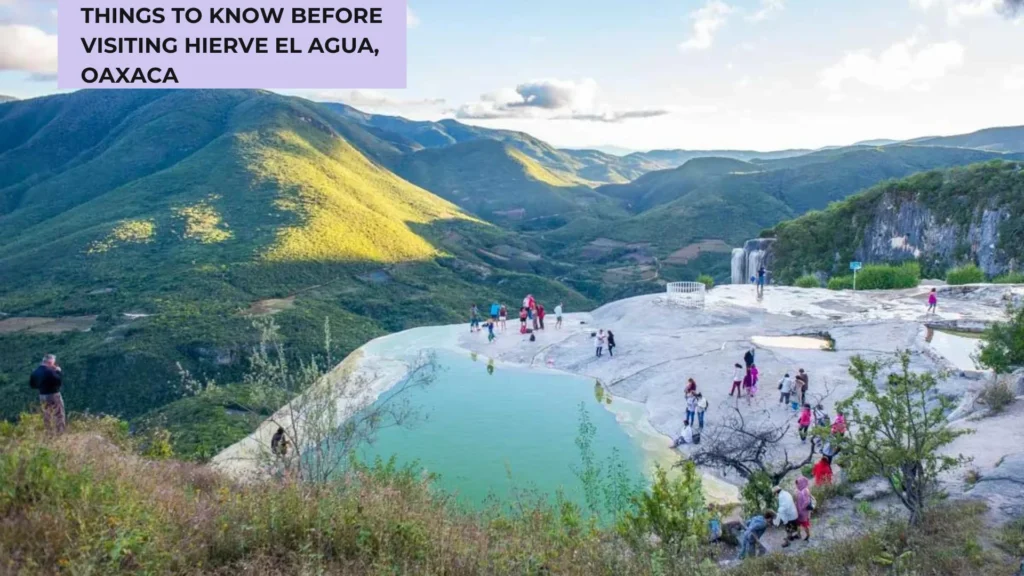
{"left": 357, "top": 347, "right": 647, "bottom": 507}
{"left": 751, "top": 335, "right": 831, "bottom": 350}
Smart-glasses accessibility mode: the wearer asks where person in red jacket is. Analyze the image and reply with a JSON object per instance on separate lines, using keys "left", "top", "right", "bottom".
{"left": 537, "top": 304, "right": 546, "bottom": 330}
{"left": 798, "top": 404, "right": 812, "bottom": 443}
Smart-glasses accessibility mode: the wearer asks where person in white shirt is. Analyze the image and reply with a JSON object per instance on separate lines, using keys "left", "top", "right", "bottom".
{"left": 778, "top": 373, "right": 794, "bottom": 406}
{"left": 694, "top": 392, "right": 709, "bottom": 430}
{"left": 685, "top": 392, "right": 698, "bottom": 426}
{"left": 555, "top": 302, "right": 564, "bottom": 329}
{"left": 773, "top": 486, "right": 800, "bottom": 546}
{"left": 729, "top": 362, "right": 744, "bottom": 398}
{"left": 596, "top": 329, "right": 606, "bottom": 357}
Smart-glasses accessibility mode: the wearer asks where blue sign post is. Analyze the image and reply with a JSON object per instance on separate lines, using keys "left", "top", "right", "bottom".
{"left": 850, "top": 261, "right": 862, "bottom": 290}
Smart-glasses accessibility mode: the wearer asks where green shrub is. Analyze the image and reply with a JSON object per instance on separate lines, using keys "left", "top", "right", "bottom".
{"left": 617, "top": 463, "right": 708, "bottom": 549}
{"left": 946, "top": 265, "right": 986, "bottom": 285}
{"left": 696, "top": 274, "right": 714, "bottom": 290}
{"left": 740, "top": 470, "right": 776, "bottom": 517}
{"left": 828, "top": 276, "right": 854, "bottom": 290}
{"left": 978, "top": 379, "right": 1016, "bottom": 414}
{"left": 994, "top": 272, "right": 1024, "bottom": 284}
{"left": 795, "top": 274, "right": 821, "bottom": 288}
{"left": 978, "top": 303, "right": 1024, "bottom": 374}
{"left": 855, "top": 262, "right": 921, "bottom": 290}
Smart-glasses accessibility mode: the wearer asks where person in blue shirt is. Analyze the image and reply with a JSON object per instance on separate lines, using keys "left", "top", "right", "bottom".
{"left": 737, "top": 510, "right": 776, "bottom": 560}
{"left": 489, "top": 302, "right": 500, "bottom": 322}
{"left": 757, "top": 266, "right": 767, "bottom": 296}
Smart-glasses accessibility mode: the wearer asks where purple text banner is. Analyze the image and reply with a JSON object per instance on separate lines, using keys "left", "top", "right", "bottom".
{"left": 58, "top": 0, "right": 407, "bottom": 89}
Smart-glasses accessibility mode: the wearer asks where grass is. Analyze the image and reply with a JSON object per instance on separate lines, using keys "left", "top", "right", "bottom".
{"left": 978, "top": 379, "right": 1017, "bottom": 414}
{"left": 946, "top": 264, "right": 986, "bottom": 285}
{"left": 2, "top": 416, "right": 1019, "bottom": 576}
{"left": 994, "top": 272, "right": 1024, "bottom": 284}
{"left": 728, "top": 501, "right": 1016, "bottom": 576}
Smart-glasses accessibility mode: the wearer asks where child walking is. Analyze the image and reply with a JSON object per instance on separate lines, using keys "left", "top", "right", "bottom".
{"left": 927, "top": 288, "right": 938, "bottom": 314}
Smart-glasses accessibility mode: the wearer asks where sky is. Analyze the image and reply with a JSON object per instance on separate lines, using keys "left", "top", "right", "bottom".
{"left": 2, "top": 0, "right": 1023, "bottom": 151}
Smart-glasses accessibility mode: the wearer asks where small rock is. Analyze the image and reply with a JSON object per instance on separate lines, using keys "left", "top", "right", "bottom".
{"left": 852, "top": 477, "right": 891, "bottom": 502}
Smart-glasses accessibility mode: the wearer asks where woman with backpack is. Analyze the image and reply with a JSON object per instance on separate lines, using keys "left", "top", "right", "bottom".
{"left": 795, "top": 476, "right": 813, "bottom": 541}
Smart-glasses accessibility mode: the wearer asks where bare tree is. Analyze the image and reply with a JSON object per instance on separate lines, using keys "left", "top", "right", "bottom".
{"left": 194, "top": 317, "right": 438, "bottom": 482}
{"left": 689, "top": 382, "right": 836, "bottom": 485}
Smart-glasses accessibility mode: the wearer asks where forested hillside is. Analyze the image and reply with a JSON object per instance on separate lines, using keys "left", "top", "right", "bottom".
{"left": 767, "top": 161, "right": 1024, "bottom": 283}
{"left": 0, "top": 90, "right": 591, "bottom": 457}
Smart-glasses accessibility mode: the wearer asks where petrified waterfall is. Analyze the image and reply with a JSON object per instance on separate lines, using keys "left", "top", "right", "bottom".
{"left": 730, "top": 238, "right": 776, "bottom": 284}
{"left": 731, "top": 249, "right": 746, "bottom": 285}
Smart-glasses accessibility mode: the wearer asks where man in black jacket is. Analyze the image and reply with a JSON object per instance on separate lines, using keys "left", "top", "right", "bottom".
{"left": 29, "top": 354, "right": 64, "bottom": 434}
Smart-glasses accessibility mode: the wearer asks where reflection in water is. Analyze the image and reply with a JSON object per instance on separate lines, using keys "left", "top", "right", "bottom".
{"left": 470, "top": 352, "right": 478, "bottom": 362}
{"left": 594, "top": 380, "right": 613, "bottom": 405}
{"left": 487, "top": 359, "right": 495, "bottom": 375}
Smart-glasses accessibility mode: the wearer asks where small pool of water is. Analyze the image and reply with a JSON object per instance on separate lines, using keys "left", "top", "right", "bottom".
{"left": 357, "top": 347, "right": 647, "bottom": 507}
{"left": 751, "top": 335, "right": 831, "bottom": 350}
{"left": 926, "top": 328, "right": 984, "bottom": 372}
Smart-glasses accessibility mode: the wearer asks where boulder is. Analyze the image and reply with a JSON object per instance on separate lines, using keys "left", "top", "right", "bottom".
{"left": 966, "top": 453, "right": 1024, "bottom": 520}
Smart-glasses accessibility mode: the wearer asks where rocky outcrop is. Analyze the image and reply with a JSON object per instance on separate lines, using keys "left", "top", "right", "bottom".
{"left": 857, "top": 197, "right": 1014, "bottom": 277}
{"left": 731, "top": 238, "right": 776, "bottom": 285}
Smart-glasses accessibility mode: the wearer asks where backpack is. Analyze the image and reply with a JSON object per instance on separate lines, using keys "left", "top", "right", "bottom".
{"left": 807, "top": 496, "right": 817, "bottom": 512}
{"left": 692, "top": 430, "right": 701, "bottom": 445}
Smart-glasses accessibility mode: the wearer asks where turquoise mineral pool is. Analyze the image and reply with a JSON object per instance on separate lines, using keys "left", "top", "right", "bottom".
{"left": 357, "top": 346, "right": 646, "bottom": 508}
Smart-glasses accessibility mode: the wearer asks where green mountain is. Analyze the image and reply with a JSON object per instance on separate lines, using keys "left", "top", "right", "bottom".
{"left": 539, "top": 146, "right": 1019, "bottom": 295}
{"left": 320, "top": 102, "right": 650, "bottom": 185}
{"left": 767, "top": 160, "right": 1024, "bottom": 283}
{"left": 392, "top": 139, "right": 629, "bottom": 227}
{"left": 0, "top": 90, "right": 591, "bottom": 456}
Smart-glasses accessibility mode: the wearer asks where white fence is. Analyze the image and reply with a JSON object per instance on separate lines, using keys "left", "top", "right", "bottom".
{"left": 659, "top": 281, "right": 706, "bottom": 309}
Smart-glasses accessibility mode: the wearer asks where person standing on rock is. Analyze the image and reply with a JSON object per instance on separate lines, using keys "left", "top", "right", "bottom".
{"left": 757, "top": 266, "right": 767, "bottom": 297}
{"left": 594, "top": 330, "right": 605, "bottom": 357}
{"left": 831, "top": 410, "right": 847, "bottom": 437}
{"left": 685, "top": 377, "right": 698, "bottom": 396}
{"left": 537, "top": 303, "right": 546, "bottom": 330}
{"left": 772, "top": 486, "right": 800, "bottom": 546}
{"left": 927, "top": 288, "right": 938, "bottom": 314}
{"left": 695, "top": 392, "right": 709, "bottom": 430}
{"left": 498, "top": 304, "right": 508, "bottom": 332}
{"left": 750, "top": 364, "right": 760, "bottom": 396}
{"left": 742, "top": 367, "right": 755, "bottom": 405}
{"left": 744, "top": 348, "right": 755, "bottom": 369}
{"left": 519, "top": 307, "right": 528, "bottom": 333}
{"left": 795, "top": 477, "right": 813, "bottom": 541}
{"left": 795, "top": 368, "right": 809, "bottom": 405}
{"left": 30, "top": 354, "right": 65, "bottom": 435}
{"left": 730, "top": 363, "right": 744, "bottom": 398}
{"left": 606, "top": 330, "right": 616, "bottom": 357}
{"left": 778, "top": 373, "right": 794, "bottom": 406}
{"left": 685, "top": 391, "right": 698, "bottom": 427}
{"left": 737, "top": 510, "right": 776, "bottom": 560}
{"left": 555, "top": 302, "right": 564, "bottom": 329}
{"left": 470, "top": 304, "right": 481, "bottom": 333}
{"left": 798, "top": 404, "right": 813, "bottom": 443}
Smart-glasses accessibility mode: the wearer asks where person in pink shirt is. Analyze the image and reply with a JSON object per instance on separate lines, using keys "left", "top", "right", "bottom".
{"left": 749, "top": 364, "right": 760, "bottom": 396}
{"left": 795, "top": 476, "right": 813, "bottom": 541}
{"left": 831, "top": 410, "right": 847, "bottom": 436}
{"left": 927, "top": 288, "right": 938, "bottom": 314}
{"left": 798, "top": 404, "right": 813, "bottom": 443}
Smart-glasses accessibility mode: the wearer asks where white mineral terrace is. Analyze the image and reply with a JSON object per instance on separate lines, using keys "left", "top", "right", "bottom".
{"left": 215, "top": 283, "right": 1023, "bottom": 511}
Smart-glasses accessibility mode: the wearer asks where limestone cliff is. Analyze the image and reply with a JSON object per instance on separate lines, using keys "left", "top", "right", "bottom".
{"left": 760, "top": 161, "right": 1024, "bottom": 283}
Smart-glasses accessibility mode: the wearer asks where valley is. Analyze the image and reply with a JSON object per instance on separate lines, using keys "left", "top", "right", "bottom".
{"left": 1, "top": 89, "right": 1023, "bottom": 461}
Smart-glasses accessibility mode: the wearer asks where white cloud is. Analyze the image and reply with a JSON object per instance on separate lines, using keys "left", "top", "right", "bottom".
{"left": 678, "top": 1, "right": 734, "bottom": 52}
{"left": 308, "top": 89, "right": 445, "bottom": 109}
{"left": 909, "top": 0, "right": 1023, "bottom": 23}
{"left": 1005, "top": 67, "right": 1024, "bottom": 90}
{"left": 454, "top": 79, "right": 671, "bottom": 123}
{"left": 407, "top": 6, "right": 419, "bottom": 29}
{"left": 748, "top": 0, "right": 785, "bottom": 22}
{"left": 0, "top": 24, "right": 57, "bottom": 76}
{"left": 820, "top": 37, "right": 964, "bottom": 92}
